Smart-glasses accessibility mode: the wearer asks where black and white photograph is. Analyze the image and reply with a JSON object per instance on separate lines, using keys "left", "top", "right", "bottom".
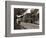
{"left": 14, "top": 8, "right": 39, "bottom": 29}
{"left": 11, "top": 5, "right": 43, "bottom": 34}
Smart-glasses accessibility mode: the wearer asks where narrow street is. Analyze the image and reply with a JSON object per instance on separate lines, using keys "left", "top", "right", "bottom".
{"left": 20, "top": 21, "right": 39, "bottom": 29}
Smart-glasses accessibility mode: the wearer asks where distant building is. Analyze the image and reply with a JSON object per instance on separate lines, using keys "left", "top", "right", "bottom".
{"left": 21, "top": 9, "right": 39, "bottom": 23}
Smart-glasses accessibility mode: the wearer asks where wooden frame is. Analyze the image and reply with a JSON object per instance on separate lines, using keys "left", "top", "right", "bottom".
{"left": 5, "top": 1, "right": 45, "bottom": 37}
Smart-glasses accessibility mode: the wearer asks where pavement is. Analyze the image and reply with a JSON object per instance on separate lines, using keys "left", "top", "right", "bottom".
{"left": 20, "top": 21, "right": 39, "bottom": 29}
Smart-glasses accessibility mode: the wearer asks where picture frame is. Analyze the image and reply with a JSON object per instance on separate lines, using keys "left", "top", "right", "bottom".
{"left": 5, "top": 1, "right": 45, "bottom": 37}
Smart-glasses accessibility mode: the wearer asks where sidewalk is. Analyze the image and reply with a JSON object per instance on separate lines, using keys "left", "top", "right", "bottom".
{"left": 20, "top": 21, "right": 39, "bottom": 29}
